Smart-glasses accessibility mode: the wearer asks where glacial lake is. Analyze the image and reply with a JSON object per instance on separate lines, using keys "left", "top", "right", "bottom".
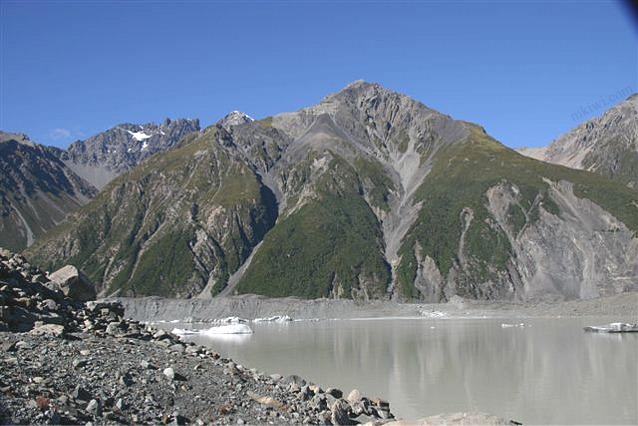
{"left": 173, "top": 317, "right": 638, "bottom": 424}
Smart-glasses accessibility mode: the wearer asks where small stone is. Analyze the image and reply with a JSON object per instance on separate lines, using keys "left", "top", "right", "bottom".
{"left": 72, "top": 385, "right": 92, "bottom": 402}
{"left": 331, "top": 399, "right": 354, "bottom": 425}
{"left": 153, "top": 329, "right": 168, "bottom": 339}
{"left": 1, "top": 341, "right": 17, "bottom": 352}
{"left": 326, "top": 388, "right": 343, "bottom": 399}
{"left": 269, "top": 373, "right": 283, "bottom": 382}
{"left": 40, "top": 299, "right": 59, "bottom": 311}
{"left": 86, "top": 399, "right": 100, "bottom": 416}
{"left": 115, "top": 398, "right": 125, "bottom": 411}
{"left": 163, "top": 367, "right": 175, "bottom": 380}
{"left": 73, "top": 359, "right": 89, "bottom": 369}
{"left": 309, "top": 384, "right": 322, "bottom": 394}
{"left": 169, "top": 343, "right": 185, "bottom": 353}
{"left": 284, "top": 374, "right": 306, "bottom": 387}
{"left": 140, "top": 360, "right": 154, "bottom": 369}
{"left": 371, "top": 397, "right": 390, "bottom": 409}
{"left": 30, "top": 324, "right": 65, "bottom": 337}
{"left": 105, "top": 322, "right": 122, "bottom": 335}
{"left": 119, "top": 372, "right": 134, "bottom": 387}
{"left": 347, "top": 389, "right": 362, "bottom": 404}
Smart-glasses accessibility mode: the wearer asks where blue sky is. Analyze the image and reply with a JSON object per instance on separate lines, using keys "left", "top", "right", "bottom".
{"left": 1, "top": 1, "right": 636, "bottom": 148}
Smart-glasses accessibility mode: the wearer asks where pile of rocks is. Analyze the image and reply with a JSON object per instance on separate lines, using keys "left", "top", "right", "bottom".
{"left": 0, "top": 248, "right": 396, "bottom": 425}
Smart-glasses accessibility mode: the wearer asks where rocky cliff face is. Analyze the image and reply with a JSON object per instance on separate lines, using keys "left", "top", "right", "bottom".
{"left": 0, "top": 132, "right": 96, "bottom": 251}
{"left": 27, "top": 82, "right": 638, "bottom": 301}
{"left": 60, "top": 118, "right": 200, "bottom": 189}
{"left": 518, "top": 94, "right": 638, "bottom": 188}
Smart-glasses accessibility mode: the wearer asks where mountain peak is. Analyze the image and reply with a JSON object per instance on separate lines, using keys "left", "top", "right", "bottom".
{"left": 0, "top": 131, "right": 36, "bottom": 147}
{"left": 330, "top": 80, "right": 384, "bottom": 97}
{"left": 218, "top": 111, "right": 255, "bottom": 129}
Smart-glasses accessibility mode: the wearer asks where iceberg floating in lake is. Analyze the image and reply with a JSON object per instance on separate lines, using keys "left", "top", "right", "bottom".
{"left": 219, "top": 316, "right": 249, "bottom": 324}
{"left": 253, "top": 315, "right": 293, "bottom": 323}
{"left": 501, "top": 323, "right": 525, "bottom": 328}
{"left": 172, "top": 324, "right": 253, "bottom": 337}
{"left": 419, "top": 310, "right": 448, "bottom": 318}
{"left": 172, "top": 328, "right": 199, "bottom": 336}
{"left": 584, "top": 322, "right": 638, "bottom": 333}
{"left": 202, "top": 324, "right": 253, "bottom": 335}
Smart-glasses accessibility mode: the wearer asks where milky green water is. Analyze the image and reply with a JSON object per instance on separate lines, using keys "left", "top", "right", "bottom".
{"left": 178, "top": 317, "right": 638, "bottom": 424}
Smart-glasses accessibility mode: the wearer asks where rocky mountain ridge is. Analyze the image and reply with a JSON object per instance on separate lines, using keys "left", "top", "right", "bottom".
{"left": 59, "top": 118, "right": 200, "bottom": 189}
{"left": 0, "top": 119, "right": 200, "bottom": 251}
{"left": 518, "top": 94, "right": 638, "bottom": 188}
{"left": 26, "top": 82, "right": 638, "bottom": 302}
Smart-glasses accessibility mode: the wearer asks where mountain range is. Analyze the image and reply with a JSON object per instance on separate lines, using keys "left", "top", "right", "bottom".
{"left": 19, "top": 82, "right": 638, "bottom": 302}
{"left": 0, "top": 120, "right": 200, "bottom": 251}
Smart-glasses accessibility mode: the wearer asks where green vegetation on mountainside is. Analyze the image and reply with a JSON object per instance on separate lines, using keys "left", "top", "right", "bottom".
{"left": 396, "top": 126, "right": 638, "bottom": 299}
{"left": 237, "top": 154, "right": 390, "bottom": 299}
{"left": 27, "top": 129, "right": 278, "bottom": 297}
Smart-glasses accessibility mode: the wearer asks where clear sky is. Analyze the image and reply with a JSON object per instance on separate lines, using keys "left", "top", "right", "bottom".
{"left": 1, "top": 1, "right": 636, "bottom": 148}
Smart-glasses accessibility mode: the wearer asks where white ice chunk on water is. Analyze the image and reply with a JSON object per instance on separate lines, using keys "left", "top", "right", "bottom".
{"left": 172, "top": 324, "right": 253, "bottom": 336}
{"left": 219, "top": 316, "right": 249, "bottom": 324}
{"left": 253, "top": 315, "right": 293, "bottom": 323}
{"left": 201, "top": 324, "right": 253, "bottom": 335}
{"left": 501, "top": 323, "right": 525, "bottom": 328}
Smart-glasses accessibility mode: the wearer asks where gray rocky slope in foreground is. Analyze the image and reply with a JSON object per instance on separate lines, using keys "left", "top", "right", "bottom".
{"left": 0, "top": 248, "right": 407, "bottom": 425}
{"left": 518, "top": 94, "right": 638, "bottom": 188}
{"left": 27, "top": 81, "right": 638, "bottom": 303}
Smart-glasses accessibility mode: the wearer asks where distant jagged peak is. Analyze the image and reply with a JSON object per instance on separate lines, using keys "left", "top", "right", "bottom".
{"left": 218, "top": 110, "right": 255, "bottom": 129}
{"left": 0, "top": 130, "right": 36, "bottom": 147}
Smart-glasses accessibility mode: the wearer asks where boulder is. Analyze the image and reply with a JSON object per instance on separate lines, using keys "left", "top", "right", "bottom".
{"left": 29, "top": 323, "right": 65, "bottom": 337}
{"left": 163, "top": 367, "right": 176, "bottom": 380}
{"left": 326, "top": 387, "right": 343, "bottom": 399}
{"left": 330, "top": 399, "right": 354, "bottom": 425}
{"left": 49, "top": 265, "right": 96, "bottom": 302}
{"left": 346, "top": 389, "right": 362, "bottom": 404}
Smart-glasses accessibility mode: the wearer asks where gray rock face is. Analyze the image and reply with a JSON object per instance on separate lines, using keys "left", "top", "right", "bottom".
{"left": 0, "top": 119, "right": 199, "bottom": 250}
{"left": 49, "top": 265, "right": 96, "bottom": 302}
{"left": 485, "top": 181, "right": 638, "bottom": 300}
{"left": 60, "top": 118, "right": 200, "bottom": 189}
{"left": 518, "top": 94, "right": 638, "bottom": 188}
{"left": 0, "top": 131, "right": 97, "bottom": 251}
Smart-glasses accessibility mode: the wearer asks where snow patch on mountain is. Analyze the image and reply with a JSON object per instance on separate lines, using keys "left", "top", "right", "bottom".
{"left": 127, "top": 130, "right": 152, "bottom": 141}
{"left": 219, "top": 111, "right": 255, "bottom": 129}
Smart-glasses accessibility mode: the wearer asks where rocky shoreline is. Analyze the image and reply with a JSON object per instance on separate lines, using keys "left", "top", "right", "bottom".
{"left": 0, "top": 250, "right": 396, "bottom": 425}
